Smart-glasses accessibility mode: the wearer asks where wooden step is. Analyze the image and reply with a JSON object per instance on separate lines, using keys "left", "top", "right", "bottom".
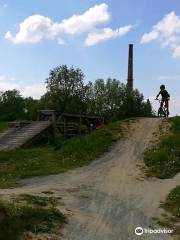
{"left": 0, "top": 121, "right": 52, "bottom": 151}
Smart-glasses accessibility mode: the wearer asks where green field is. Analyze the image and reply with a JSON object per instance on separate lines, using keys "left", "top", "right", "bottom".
{"left": 144, "top": 117, "right": 180, "bottom": 179}
{"left": 144, "top": 116, "right": 180, "bottom": 229}
{"left": 0, "top": 199, "right": 66, "bottom": 240}
{"left": 0, "top": 121, "right": 122, "bottom": 188}
{"left": 163, "top": 186, "right": 180, "bottom": 218}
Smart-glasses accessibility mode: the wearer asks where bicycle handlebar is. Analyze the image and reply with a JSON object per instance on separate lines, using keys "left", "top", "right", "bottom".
{"left": 155, "top": 98, "right": 161, "bottom": 102}
{"left": 155, "top": 98, "right": 170, "bottom": 102}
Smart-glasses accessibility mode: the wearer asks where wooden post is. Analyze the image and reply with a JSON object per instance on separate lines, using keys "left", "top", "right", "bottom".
{"left": 52, "top": 111, "right": 56, "bottom": 122}
{"left": 64, "top": 117, "right": 67, "bottom": 138}
{"left": 37, "top": 111, "right": 40, "bottom": 121}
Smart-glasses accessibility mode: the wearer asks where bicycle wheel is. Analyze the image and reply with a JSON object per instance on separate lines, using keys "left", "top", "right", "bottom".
{"left": 165, "top": 108, "right": 169, "bottom": 118}
{"left": 158, "top": 108, "right": 166, "bottom": 117}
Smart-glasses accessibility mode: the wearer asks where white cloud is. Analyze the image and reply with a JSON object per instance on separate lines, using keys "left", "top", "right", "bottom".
{"left": 173, "top": 45, "right": 180, "bottom": 57}
{"left": 0, "top": 75, "right": 46, "bottom": 99}
{"left": 5, "top": 15, "right": 60, "bottom": 44}
{"left": 5, "top": 3, "right": 133, "bottom": 46}
{"left": 21, "top": 83, "right": 46, "bottom": 99}
{"left": 141, "top": 11, "right": 180, "bottom": 58}
{"left": 159, "top": 75, "right": 180, "bottom": 81}
{"left": 0, "top": 75, "right": 18, "bottom": 91}
{"left": 5, "top": 3, "right": 111, "bottom": 44}
{"left": 5, "top": 31, "right": 12, "bottom": 40}
{"left": 141, "top": 31, "right": 159, "bottom": 43}
{"left": 57, "top": 38, "right": 67, "bottom": 45}
{"left": 166, "top": 96, "right": 180, "bottom": 116}
{"left": 60, "top": 3, "right": 110, "bottom": 34}
{"left": 85, "top": 25, "right": 132, "bottom": 46}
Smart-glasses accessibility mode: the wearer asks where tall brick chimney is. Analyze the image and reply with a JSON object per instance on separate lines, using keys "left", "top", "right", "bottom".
{"left": 127, "top": 44, "right": 133, "bottom": 91}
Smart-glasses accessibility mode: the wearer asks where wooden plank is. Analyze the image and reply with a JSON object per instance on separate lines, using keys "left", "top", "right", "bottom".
{"left": 0, "top": 121, "right": 53, "bottom": 151}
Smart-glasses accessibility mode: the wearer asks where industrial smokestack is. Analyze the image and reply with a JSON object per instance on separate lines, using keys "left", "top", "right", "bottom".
{"left": 127, "top": 44, "right": 133, "bottom": 91}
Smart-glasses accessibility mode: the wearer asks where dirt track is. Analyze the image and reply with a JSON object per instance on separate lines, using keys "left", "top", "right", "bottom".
{"left": 1, "top": 118, "right": 180, "bottom": 240}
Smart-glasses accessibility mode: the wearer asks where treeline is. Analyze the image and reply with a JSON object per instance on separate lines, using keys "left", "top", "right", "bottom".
{"left": 0, "top": 65, "right": 153, "bottom": 121}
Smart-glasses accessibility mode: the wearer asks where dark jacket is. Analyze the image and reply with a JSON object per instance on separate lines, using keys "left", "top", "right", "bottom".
{"left": 157, "top": 90, "right": 170, "bottom": 99}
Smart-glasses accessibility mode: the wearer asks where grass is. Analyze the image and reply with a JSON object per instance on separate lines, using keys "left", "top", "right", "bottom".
{"left": 144, "top": 116, "right": 180, "bottom": 231}
{"left": 158, "top": 186, "right": 180, "bottom": 235}
{"left": 144, "top": 116, "right": 180, "bottom": 179}
{"left": 163, "top": 186, "right": 180, "bottom": 219}
{"left": 0, "top": 122, "right": 8, "bottom": 132}
{"left": 0, "top": 121, "right": 122, "bottom": 188}
{"left": 0, "top": 200, "right": 66, "bottom": 240}
{"left": 16, "top": 194, "right": 58, "bottom": 207}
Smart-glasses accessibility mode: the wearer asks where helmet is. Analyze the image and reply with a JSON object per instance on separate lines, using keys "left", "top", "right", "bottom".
{"left": 160, "top": 84, "right": 165, "bottom": 90}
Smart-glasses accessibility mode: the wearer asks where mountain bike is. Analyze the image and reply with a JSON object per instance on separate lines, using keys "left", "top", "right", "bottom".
{"left": 155, "top": 99, "right": 169, "bottom": 118}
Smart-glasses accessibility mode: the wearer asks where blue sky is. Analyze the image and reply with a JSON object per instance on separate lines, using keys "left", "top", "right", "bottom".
{"left": 0, "top": 0, "right": 180, "bottom": 115}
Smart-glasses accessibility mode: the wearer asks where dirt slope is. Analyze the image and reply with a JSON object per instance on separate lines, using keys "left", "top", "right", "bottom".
{"left": 1, "top": 118, "right": 180, "bottom": 240}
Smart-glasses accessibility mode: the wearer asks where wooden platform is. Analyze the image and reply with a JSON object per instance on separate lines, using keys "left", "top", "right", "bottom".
{"left": 0, "top": 121, "right": 52, "bottom": 151}
{"left": 0, "top": 111, "right": 104, "bottom": 151}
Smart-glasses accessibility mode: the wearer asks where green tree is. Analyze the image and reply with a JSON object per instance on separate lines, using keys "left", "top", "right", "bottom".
{"left": 105, "top": 79, "right": 125, "bottom": 120}
{"left": 40, "top": 64, "right": 153, "bottom": 120}
{"left": 45, "top": 65, "right": 86, "bottom": 113}
{"left": 24, "top": 97, "right": 40, "bottom": 120}
{"left": 93, "top": 79, "right": 106, "bottom": 115}
{"left": 142, "top": 99, "right": 153, "bottom": 117}
{"left": 0, "top": 90, "right": 25, "bottom": 121}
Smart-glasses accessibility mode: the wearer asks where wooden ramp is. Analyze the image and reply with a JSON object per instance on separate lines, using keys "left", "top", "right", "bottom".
{"left": 0, "top": 121, "right": 52, "bottom": 151}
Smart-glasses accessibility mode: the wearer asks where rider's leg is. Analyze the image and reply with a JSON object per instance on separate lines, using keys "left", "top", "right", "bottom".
{"left": 165, "top": 99, "right": 169, "bottom": 114}
{"left": 160, "top": 100, "right": 164, "bottom": 108}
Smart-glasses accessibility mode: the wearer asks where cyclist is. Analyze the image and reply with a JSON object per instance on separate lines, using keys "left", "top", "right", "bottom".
{"left": 155, "top": 85, "right": 170, "bottom": 115}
